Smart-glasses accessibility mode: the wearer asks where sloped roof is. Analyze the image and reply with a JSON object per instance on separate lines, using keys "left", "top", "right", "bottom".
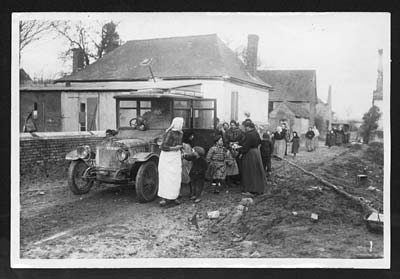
{"left": 257, "top": 70, "right": 317, "bottom": 102}
{"left": 57, "top": 34, "right": 270, "bottom": 89}
{"left": 280, "top": 101, "right": 310, "bottom": 118}
{"left": 20, "top": 68, "right": 32, "bottom": 83}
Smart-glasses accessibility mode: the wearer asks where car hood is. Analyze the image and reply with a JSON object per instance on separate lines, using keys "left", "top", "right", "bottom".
{"left": 116, "top": 129, "right": 165, "bottom": 143}
{"left": 116, "top": 138, "right": 148, "bottom": 148}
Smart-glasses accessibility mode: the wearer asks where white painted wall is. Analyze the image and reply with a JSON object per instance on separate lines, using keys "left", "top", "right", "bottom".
{"left": 60, "top": 79, "right": 269, "bottom": 132}
{"left": 222, "top": 81, "right": 269, "bottom": 125}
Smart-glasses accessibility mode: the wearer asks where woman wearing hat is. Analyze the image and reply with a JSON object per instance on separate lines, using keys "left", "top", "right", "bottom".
{"left": 158, "top": 117, "right": 184, "bottom": 206}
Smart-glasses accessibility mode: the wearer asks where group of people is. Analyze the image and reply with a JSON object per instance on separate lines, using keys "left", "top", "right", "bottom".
{"left": 157, "top": 117, "right": 268, "bottom": 207}
{"left": 269, "top": 123, "right": 301, "bottom": 158}
{"left": 325, "top": 126, "right": 349, "bottom": 147}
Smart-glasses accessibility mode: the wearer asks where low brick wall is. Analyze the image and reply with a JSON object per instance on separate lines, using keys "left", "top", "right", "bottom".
{"left": 20, "top": 131, "right": 105, "bottom": 177}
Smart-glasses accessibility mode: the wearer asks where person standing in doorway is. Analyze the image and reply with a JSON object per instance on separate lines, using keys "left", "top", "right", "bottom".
{"left": 158, "top": 117, "right": 184, "bottom": 207}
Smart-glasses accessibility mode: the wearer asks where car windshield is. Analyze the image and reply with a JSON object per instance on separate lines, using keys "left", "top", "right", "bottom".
{"left": 119, "top": 99, "right": 172, "bottom": 129}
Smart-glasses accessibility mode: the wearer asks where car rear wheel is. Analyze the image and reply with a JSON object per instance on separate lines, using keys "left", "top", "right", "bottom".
{"left": 68, "top": 160, "right": 94, "bottom": 195}
{"left": 135, "top": 161, "right": 159, "bottom": 203}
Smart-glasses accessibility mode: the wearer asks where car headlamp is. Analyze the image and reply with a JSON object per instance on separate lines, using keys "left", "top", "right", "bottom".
{"left": 117, "top": 149, "right": 129, "bottom": 162}
{"left": 77, "top": 145, "right": 91, "bottom": 160}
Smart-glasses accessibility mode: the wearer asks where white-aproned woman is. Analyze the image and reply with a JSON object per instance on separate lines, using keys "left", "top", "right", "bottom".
{"left": 158, "top": 117, "right": 184, "bottom": 206}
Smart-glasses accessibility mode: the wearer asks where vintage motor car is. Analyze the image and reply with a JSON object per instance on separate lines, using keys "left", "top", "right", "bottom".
{"left": 65, "top": 88, "right": 217, "bottom": 203}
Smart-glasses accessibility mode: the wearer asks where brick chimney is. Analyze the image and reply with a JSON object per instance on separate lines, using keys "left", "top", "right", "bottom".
{"left": 72, "top": 48, "right": 85, "bottom": 73}
{"left": 246, "top": 34, "right": 259, "bottom": 76}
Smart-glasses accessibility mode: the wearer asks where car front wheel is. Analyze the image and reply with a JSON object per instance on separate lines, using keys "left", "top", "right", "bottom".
{"left": 68, "top": 160, "right": 94, "bottom": 195}
{"left": 135, "top": 161, "right": 159, "bottom": 203}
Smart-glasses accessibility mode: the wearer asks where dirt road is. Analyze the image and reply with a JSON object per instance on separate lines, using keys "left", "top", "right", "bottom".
{"left": 20, "top": 142, "right": 384, "bottom": 259}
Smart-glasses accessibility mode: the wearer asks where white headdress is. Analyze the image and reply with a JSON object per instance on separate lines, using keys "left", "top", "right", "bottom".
{"left": 166, "top": 117, "right": 184, "bottom": 132}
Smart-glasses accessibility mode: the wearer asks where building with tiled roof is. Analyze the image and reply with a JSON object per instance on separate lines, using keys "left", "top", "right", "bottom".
{"left": 21, "top": 34, "right": 271, "bottom": 132}
{"left": 257, "top": 69, "right": 318, "bottom": 134}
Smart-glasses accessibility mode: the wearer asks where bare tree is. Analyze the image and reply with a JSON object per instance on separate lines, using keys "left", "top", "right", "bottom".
{"left": 50, "top": 21, "right": 95, "bottom": 67}
{"left": 51, "top": 20, "right": 121, "bottom": 68}
{"left": 19, "top": 20, "right": 53, "bottom": 61}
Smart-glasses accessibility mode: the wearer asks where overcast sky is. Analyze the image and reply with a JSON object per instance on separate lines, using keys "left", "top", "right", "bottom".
{"left": 17, "top": 13, "right": 390, "bottom": 120}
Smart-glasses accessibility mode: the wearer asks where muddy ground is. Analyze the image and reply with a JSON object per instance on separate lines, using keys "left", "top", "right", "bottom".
{"left": 20, "top": 142, "right": 384, "bottom": 259}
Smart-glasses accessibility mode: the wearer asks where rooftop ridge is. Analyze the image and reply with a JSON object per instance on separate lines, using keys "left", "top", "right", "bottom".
{"left": 125, "top": 33, "right": 218, "bottom": 44}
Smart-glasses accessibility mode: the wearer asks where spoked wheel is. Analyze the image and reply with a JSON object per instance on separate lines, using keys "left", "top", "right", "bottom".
{"left": 68, "top": 160, "right": 94, "bottom": 195}
{"left": 135, "top": 161, "right": 159, "bottom": 203}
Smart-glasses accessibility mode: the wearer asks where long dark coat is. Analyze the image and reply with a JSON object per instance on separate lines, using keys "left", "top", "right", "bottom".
{"left": 335, "top": 130, "right": 344, "bottom": 145}
{"left": 291, "top": 137, "right": 300, "bottom": 154}
{"left": 239, "top": 129, "right": 267, "bottom": 194}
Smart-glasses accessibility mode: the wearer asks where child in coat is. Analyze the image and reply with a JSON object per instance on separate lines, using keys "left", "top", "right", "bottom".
{"left": 291, "top": 131, "right": 300, "bottom": 157}
{"left": 183, "top": 146, "right": 208, "bottom": 203}
{"left": 206, "top": 136, "right": 228, "bottom": 194}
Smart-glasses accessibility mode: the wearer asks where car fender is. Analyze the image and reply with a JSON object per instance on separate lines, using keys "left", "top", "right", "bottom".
{"left": 131, "top": 152, "right": 159, "bottom": 163}
{"left": 65, "top": 149, "right": 80, "bottom": 160}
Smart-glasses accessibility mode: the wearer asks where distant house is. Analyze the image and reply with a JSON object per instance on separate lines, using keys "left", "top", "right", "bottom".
{"left": 20, "top": 34, "right": 271, "bottom": 132}
{"left": 257, "top": 70, "right": 318, "bottom": 134}
{"left": 20, "top": 68, "right": 32, "bottom": 85}
{"left": 268, "top": 101, "right": 310, "bottom": 134}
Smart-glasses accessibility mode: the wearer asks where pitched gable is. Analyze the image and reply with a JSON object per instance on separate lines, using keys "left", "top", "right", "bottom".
{"left": 270, "top": 102, "right": 310, "bottom": 119}
{"left": 257, "top": 70, "right": 317, "bottom": 103}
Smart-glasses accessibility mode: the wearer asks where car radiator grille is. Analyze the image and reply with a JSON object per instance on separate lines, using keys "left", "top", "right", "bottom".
{"left": 96, "top": 146, "right": 121, "bottom": 169}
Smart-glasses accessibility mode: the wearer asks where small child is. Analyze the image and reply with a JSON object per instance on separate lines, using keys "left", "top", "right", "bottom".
{"left": 291, "top": 131, "right": 300, "bottom": 157}
{"left": 183, "top": 146, "right": 208, "bottom": 203}
{"left": 260, "top": 132, "right": 273, "bottom": 176}
{"left": 206, "top": 136, "right": 227, "bottom": 194}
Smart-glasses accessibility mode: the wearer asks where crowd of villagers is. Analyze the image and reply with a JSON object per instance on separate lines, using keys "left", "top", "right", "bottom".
{"left": 325, "top": 126, "right": 349, "bottom": 147}
{"left": 156, "top": 117, "right": 324, "bottom": 207}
